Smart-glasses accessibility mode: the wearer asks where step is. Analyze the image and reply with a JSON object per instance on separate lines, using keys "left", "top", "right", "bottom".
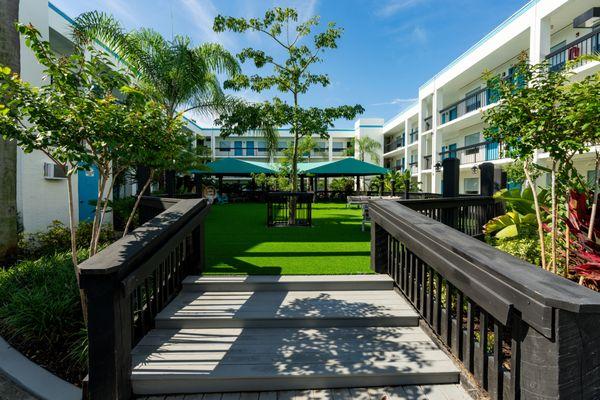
{"left": 183, "top": 274, "right": 394, "bottom": 292}
{"left": 154, "top": 290, "right": 419, "bottom": 329}
{"left": 131, "top": 327, "right": 460, "bottom": 395}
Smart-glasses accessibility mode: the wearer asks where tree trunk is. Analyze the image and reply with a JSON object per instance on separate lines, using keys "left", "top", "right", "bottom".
{"left": 551, "top": 164, "right": 557, "bottom": 274}
{"left": 588, "top": 153, "right": 600, "bottom": 240}
{"left": 92, "top": 170, "right": 120, "bottom": 254}
{"left": 0, "top": 0, "right": 20, "bottom": 263}
{"left": 524, "top": 161, "right": 547, "bottom": 270}
{"left": 123, "top": 170, "right": 153, "bottom": 237}
{"left": 67, "top": 171, "right": 88, "bottom": 325}
{"left": 289, "top": 91, "right": 300, "bottom": 225}
{"left": 89, "top": 170, "right": 108, "bottom": 253}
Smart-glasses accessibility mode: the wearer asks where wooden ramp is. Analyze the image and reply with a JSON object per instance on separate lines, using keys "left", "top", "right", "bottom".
{"left": 131, "top": 275, "right": 460, "bottom": 396}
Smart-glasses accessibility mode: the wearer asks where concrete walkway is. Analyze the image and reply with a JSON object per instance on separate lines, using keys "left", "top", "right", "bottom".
{"left": 0, "top": 371, "right": 37, "bottom": 400}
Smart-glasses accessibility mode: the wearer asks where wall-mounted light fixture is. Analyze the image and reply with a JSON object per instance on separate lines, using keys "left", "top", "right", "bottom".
{"left": 471, "top": 165, "right": 479, "bottom": 175}
{"left": 573, "top": 8, "right": 600, "bottom": 29}
{"left": 434, "top": 162, "right": 442, "bottom": 172}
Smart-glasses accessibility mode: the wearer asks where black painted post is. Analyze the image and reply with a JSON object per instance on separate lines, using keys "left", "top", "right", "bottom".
{"left": 300, "top": 175, "right": 305, "bottom": 192}
{"left": 404, "top": 179, "right": 410, "bottom": 199}
{"left": 165, "top": 170, "right": 176, "bottom": 196}
{"left": 479, "top": 162, "right": 495, "bottom": 196}
{"left": 379, "top": 174, "right": 384, "bottom": 196}
{"left": 370, "top": 222, "right": 388, "bottom": 273}
{"left": 193, "top": 173, "right": 202, "bottom": 196}
{"left": 356, "top": 175, "right": 360, "bottom": 192}
{"left": 501, "top": 170, "right": 508, "bottom": 189}
{"left": 391, "top": 179, "right": 396, "bottom": 197}
{"left": 80, "top": 273, "right": 132, "bottom": 400}
{"left": 136, "top": 166, "right": 151, "bottom": 195}
{"left": 442, "top": 158, "right": 460, "bottom": 228}
{"left": 442, "top": 158, "right": 460, "bottom": 197}
{"left": 324, "top": 177, "right": 328, "bottom": 196}
{"left": 218, "top": 176, "right": 223, "bottom": 194}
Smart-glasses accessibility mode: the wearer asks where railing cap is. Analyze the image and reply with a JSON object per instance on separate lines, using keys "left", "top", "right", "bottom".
{"left": 370, "top": 200, "right": 600, "bottom": 315}
{"left": 78, "top": 198, "right": 208, "bottom": 279}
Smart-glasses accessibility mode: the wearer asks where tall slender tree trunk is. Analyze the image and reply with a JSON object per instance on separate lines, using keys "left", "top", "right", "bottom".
{"left": 551, "top": 163, "right": 557, "bottom": 274}
{"left": 67, "top": 171, "right": 88, "bottom": 325}
{"left": 524, "top": 160, "right": 547, "bottom": 270}
{"left": 123, "top": 170, "right": 153, "bottom": 237}
{"left": 289, "top": 91, "right": 300, "bottom": 225}
{"left": 0, "top": 0, "right": 20, "bottom": 263}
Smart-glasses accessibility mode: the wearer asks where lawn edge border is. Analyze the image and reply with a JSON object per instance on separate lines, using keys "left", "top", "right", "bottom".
{"left": 0, "top": 336, "right": 81, "bottom": 400}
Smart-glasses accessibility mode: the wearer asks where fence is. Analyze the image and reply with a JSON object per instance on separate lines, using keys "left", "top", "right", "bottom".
{"left": 266, "top": 192, "right": 314, "bottom": 227}
{"left": 78, "top": 197, "right": 210, "bottom": 399}
{"left": 397, "top": 196, "right": 504, "bottom": 238}
{"left": 370, "top": 200, "right": 600, "bottom": 399}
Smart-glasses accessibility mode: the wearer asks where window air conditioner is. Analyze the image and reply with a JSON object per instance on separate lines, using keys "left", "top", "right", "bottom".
{"left": 43, "top": 162, "right": 67, "bottom": 180}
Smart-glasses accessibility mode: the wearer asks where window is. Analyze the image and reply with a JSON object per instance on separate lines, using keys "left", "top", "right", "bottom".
{"left": 464, "top": 178, "right": 479, "bottom": 195}
{"left": 465, "top": 133, "right": 481, "bottom": 155}
{"left": 219, "top": 141, "right": 231, "bottom": 151}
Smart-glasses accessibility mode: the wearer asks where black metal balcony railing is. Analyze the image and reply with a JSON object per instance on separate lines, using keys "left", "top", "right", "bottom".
{"left": 423, "top": 155, "right": 432, "bottom": 170}
{"left": 384, "top": 135, "right": 405, "bottom": 153}
{"left": 409, "top": 130, "right": 418, "bottom": 144}
{"left": 439, "top": 141, "right": 505, "bottom": 164}
{"left": 439, "top": 87, "right": 492, "bottom": 125}
{"left": 546, "top": 29, "right": 600, "bottom": 72}
{"left": 423, "top": 116, "right": 433, "bottom": 131}
{"left": 408, "top": 161, "right": 418, "bottom": 174}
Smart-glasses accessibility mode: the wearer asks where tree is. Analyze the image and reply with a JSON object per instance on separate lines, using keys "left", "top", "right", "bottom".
{"left": 213, "top": 8, "right": 364, "bottom": 223}
{"left": 73, "top": 12, "right": 243, "bottom": 191}
{"left": 0, "top": 24, "right": 180, "bottom": 320}
{"left": 0, "top": 0, "right": 19, "bottom": 263}
{"left": 354, "top": 137, "right": 382, "bottom": 164}
{"left": 483, "top": 55, "right": 588, "bottom": 272}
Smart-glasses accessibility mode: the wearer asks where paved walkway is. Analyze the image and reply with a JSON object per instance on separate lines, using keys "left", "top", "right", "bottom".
{"left": 0, "top": 371, "right": 37, "bottom": 400}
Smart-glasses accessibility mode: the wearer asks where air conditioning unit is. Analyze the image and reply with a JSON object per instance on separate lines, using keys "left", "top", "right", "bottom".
{"left": 43, "top": 162, "right": 67, "bottom": 180}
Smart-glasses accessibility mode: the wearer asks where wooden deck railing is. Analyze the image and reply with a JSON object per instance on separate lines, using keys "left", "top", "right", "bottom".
{"left": 398, "top": 196, "right": 503, "bottom": 238}
{"left": 79, "top": 197, "right": 210, "bottom": 400}
{"left": 370, "top": 200, "right": 600, "bottom": 400}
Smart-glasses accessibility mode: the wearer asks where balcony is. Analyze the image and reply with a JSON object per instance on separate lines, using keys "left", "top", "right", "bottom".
{"left": 408, "top": 161, "right": 418, "bottom": 174}
{"left": 423, "top": 116, "right": 433, "bottom": 131}
{"left": 547, "top": 30, "right": 600, "bottom": 72}
{"left": 408, "top": 130, "right": 418, "bottom": 144}
{"left": 384, "top": 135, "right": 405, "bottom": 153}
{"left": 439, "top": 141, "right": 505, "bottom": 164}
{"left": 439, "top": 87, "right": 495, "bottom": 125}
{"left": 422, "top": 155, "right": 432, "bottom": 170}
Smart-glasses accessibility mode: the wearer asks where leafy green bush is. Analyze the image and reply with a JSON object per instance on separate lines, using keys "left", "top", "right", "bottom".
{"left": 0, "top": 251, "right": 87, "bottom": 378}
{"left": 18, "top": 220, "right": 114, "bottom": 260}
{"left": 487, "top": 235, "right": 551, "bottom": 267}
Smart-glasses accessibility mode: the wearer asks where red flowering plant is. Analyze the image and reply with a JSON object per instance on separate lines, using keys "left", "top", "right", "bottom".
{"left": 564, "top": 190, "right": 600, "bottom": 283}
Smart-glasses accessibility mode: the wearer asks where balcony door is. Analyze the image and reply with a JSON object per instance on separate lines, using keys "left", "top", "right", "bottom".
{"left": 234, "top": 141, "right": 243, "bottom": 156}
{"left": 246, "top": 141, "right": 255, "bottom": 156}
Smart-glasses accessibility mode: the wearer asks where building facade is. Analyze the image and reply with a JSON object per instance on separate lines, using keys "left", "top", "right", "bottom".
{"left": 376, "top": 0, "right": 600, "bottom": 194}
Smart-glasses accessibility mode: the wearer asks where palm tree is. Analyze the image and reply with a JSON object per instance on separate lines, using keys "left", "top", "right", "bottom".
{"left": 73, "top": 12, "right": 278, "bottom": 151}
{"left": 0, "top": 0, "right": 19, "bottom": 263}
{"left": 354, "top": 137, "right": 382, "bottom": 164}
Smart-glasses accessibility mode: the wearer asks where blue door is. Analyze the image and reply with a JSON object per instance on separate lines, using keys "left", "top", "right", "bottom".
{"left": 234, "top": 141, "right": 243, "bottom": 156}
{"left": 448, "top": 143, "right": 457, "bottom": 159}
{"left": 246, "top": 141, "right": 255, "bottom": 156}
{"left": 78, "top": 166, "right": 99, "bottom": 222}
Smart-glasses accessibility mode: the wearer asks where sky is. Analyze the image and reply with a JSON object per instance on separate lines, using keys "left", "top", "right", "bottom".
{"left": 51, "top": 0, "right": 528, "bottom": 128}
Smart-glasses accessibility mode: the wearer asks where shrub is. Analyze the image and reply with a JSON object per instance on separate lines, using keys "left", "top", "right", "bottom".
{"left": 487, "top": 235, "right": 552, "bottom": 267}
{"left": 18, "top": 220, "right": 114, "bottom": 260}
{"left": 0, "top": 251, "right": 87, "bottom": 379}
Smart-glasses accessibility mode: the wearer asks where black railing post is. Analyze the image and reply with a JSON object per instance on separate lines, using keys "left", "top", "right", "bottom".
{"left": 379, "top": 174, "right": 384, "bottom": 196}
{"left": 165, "top": 170, "right": 176, "bottom": 196}
{"left": 370, "top": 221, "right": 388, "bottom": 273}
{"left": 404, "top": 179, "right": 410, "bottom": 199}
{"left": 80, "top": 273, "right": 132, "bottom": 400}
{"left": 479, "top": 162, "right": 495, "bottom": 196}
{"left": 441, "top": 158, "right": 460, "bottom": 228}
{"left": 193, "top": 173, "right": 202, "bottom": 196}
{"left": 442, "top": 158, "right": 460, "bottom": 197}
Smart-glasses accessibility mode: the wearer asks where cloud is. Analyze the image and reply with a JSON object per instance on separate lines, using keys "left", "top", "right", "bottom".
{"left": 372, "top": 98, "right": 418, "bottom": 106}
{"left": 411, "top": 26, "right": 428, "bottom": 43}
{"left": 103, "top": 0, "right": 138, "bottom": 26}
{"left": 375, "top": 0, "right": 428, "bottom": 18}
{"left": 179, "top": 0, "right": 236, "bottom": 48}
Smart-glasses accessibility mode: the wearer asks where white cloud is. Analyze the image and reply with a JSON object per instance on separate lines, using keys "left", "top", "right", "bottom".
{"left": 375, "top": 0, "right": 427, "bottom": 18}
{"left": 372, "top": 98, "right": 418, "bottom": 106}
{"left": 179, "top": 0, "right": 236, "bottom": 48}
{"left": 103, "top": 0, "right": 138, "bottom": 27}
{"left": 411, "top": 26, "right": 428, "bottom": 43}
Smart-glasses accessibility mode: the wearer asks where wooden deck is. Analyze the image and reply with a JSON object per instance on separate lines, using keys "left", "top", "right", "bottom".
{"left": 131, "top": 275, "right": 461, "bottom": 397}
{"left": 138, "top": 384, "right": 471, "bottom": 399}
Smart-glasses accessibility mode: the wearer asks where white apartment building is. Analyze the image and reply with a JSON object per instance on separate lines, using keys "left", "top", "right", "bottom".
{"left": 14, "top": 1, "right": 371, "bottom": 233}
{"left": 373, "top": 0, "right": 600, "bottom": 194}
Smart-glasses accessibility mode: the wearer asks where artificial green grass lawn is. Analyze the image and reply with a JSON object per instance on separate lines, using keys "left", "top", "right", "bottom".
{"left": 204, "top": 202, "right": 372, "bottom": 275}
